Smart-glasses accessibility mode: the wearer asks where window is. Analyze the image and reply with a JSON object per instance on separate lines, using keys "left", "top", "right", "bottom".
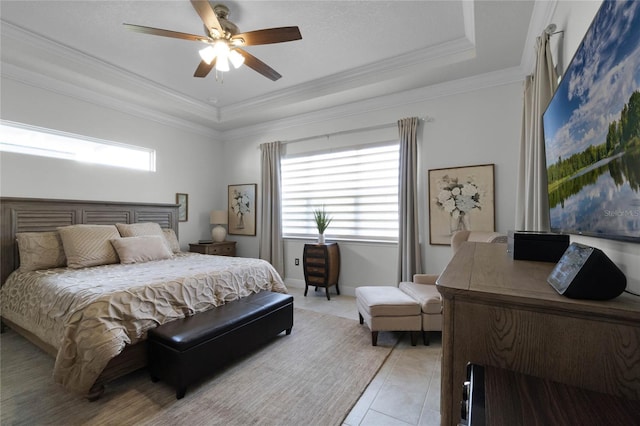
{"left": 281, "top": 142, "right": 399, "bottom": 242}
{"left": 0, "top": 121, "right": 155, "bottom": 171}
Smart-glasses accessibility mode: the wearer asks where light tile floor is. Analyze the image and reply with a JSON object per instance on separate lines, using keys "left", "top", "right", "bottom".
{"left": 287, "top": 286, "right": 442, "bottom": 426}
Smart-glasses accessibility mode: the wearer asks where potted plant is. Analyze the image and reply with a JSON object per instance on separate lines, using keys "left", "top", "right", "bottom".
{"left": 313, "top": 206, "right": 332, "bottom": 243}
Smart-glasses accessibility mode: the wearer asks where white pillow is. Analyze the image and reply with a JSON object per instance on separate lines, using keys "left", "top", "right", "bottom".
{"left": 110, "top": 236, "right": 174, "bottom": 264}
{"left": 58, "top": 224, "right": 120, "bottom": 269}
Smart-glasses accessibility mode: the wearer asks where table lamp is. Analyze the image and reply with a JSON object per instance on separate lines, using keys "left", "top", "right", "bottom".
{"left": 210, "top": 210, "right": 228, "bottom": 242}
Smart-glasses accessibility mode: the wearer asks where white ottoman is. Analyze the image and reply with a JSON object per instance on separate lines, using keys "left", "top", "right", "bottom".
{"left": 355, "top": 286, "right": 421, "bottom": 346}
{"left": 398, "top": 281, "right": 443, "bottom": 345}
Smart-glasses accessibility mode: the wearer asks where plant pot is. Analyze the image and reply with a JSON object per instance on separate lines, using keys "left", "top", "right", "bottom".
{"left": 318, "top": 234, "right": 325, "bottom": 244}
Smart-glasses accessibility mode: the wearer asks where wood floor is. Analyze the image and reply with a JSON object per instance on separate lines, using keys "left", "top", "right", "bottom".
{"left": 288, "top": 286, "right": 442, "bottom": 426}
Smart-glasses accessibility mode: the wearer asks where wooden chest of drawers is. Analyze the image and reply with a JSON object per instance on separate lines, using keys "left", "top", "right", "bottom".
{"left": 303, "top": 242, "right": 340, "bottom": 300}
{"left": 189, "top": 241, "right": 236, "bottom": 257}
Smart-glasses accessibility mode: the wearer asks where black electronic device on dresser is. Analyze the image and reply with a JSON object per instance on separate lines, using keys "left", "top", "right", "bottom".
{"left": 547, "top": 242, "right": 626, "bottom": 300}
{"left": 507, "top": 231, "right": 569, "bottom": 262}
{"left": 302, "top": 242, "right": 340, "bottom": 300}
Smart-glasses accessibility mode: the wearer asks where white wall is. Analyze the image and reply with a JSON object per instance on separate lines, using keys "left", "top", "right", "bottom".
{"left": 0, "top": 78, "right": 225, "bottom": 249}
{"left": 222, "top": 80, "right": 522, "bottom": 295}
{"left": 548, "top": 0, "right": 640, "bottom": 293}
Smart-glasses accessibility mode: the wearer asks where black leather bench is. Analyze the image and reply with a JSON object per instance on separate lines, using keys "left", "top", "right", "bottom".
{"left": 147, "top": 291, "right": 294, "bottom": 399}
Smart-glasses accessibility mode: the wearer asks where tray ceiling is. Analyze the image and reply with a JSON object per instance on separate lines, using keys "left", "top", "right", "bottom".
{"left": 1, "top": 1, "right": 537, "bottom": 133}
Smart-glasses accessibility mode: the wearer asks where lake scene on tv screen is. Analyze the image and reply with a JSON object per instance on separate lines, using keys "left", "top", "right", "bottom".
{"left": 543, "top": 0, "right": 640, "bottom": 241}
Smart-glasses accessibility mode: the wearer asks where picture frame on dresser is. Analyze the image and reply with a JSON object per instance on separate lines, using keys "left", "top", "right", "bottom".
{"left": 428, "top": 163, "right": 495, "bottom": 245}
{"left": 176, "top": 193, "right": 188, "bottom": 222}
{"left": 228, "top": 184, "right": 257, "bottom": 236}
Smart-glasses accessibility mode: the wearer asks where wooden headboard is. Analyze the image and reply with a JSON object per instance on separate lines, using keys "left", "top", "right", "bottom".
{"left": 1, "top": 197, "right": 179, "bottom": 285}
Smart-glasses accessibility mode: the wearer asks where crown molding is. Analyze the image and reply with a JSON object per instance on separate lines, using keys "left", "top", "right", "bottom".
{"left": 1, "top": 62, "right": 221, "bottom": 139}
{"left": 1, "top": 20, "right": 222, "bottom": 132}
{"left": 219, "top": 36, "right": 476, "bottom": 122}
{"left": 222, "top": 65, "right": 526, "bottom": 143}
{"left": 520, "top": 0, "right": 558, "bottom": 75}
{"left": 462, "top": 0, "right": 476, "bottom": 45}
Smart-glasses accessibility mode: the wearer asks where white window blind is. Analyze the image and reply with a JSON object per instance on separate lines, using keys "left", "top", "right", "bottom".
{"left": 0, "top": 121, "right": 156, "bottom": 172}
{"left": 281, "top": 142, "right": 399, "bottom": 242}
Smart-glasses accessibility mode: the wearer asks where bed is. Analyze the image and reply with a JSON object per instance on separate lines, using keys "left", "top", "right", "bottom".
{"left": 0, "top": 197, "right": 287, "bottom": 399}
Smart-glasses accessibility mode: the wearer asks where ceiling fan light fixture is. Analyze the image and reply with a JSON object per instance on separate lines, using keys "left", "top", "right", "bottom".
{"left": 215, "top": 55, "right": 230, "bottom": 72}
{"left": 198, "top": 45, "right": 216, "bottom": 64}
{"left": 228, "top": 50, "right": 245, "bottom": 69}
{"left": 125, "top": 1, "right": 301, "bottom": 82}
{"left": 213, "top": 40, "right": 229, "bottom": 56}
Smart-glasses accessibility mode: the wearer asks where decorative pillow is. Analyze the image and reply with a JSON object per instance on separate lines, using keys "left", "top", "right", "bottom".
{"left": 115, "top": 222, "right": 164, "bottom": 238}
{"left": 16, "top": 231, "right": 67, "bottom": 272}
{"left": 162, "top": 228, "right": 181, "bottom": 253}
{"left": 58, "top": 224, "right": 120, "bottom": 269}
{"left": 110, "top": 236, "right": 174, "bottom": 264}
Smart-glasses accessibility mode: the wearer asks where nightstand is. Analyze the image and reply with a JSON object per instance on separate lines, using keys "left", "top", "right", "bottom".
{"left": 303, "top": 242, "right": 340, "bottom": 300}
{"left": 189, "top": 241, "right": 236, "bottom": 257}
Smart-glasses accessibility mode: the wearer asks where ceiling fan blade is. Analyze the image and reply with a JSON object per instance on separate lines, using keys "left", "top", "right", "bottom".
{"left": 123, "top": 23, "right": 208, "bottom": 42}
{"left": 232, "top": 27, "right": 302, "bottom": 46}
{"left": 194, "top": 59, "right": 216, "bottom": 78}
{"left": 236, "top": 49, "right": 282, "bottom": 81}
{"left": 190, "top": 0, "right": 223, "bottom": 37}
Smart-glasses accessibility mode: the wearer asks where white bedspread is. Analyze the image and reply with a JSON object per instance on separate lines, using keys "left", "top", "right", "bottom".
{"left": 0, "top": 253, "right": 287, "bottom": 394}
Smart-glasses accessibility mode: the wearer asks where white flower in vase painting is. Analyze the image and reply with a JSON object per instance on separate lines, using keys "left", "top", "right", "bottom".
{"left": 435, "top": 174, "right": 482, "bottom": 232}
{"left": 231, "top": 190, "right": 251, "bottom": 228}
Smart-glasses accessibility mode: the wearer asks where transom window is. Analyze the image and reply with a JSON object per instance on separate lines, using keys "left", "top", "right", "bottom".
{"left": 281, "top": 142, "right": 399, "bottom": 242}
{"left": 0, "top": 121, "right": 156, "bottom": 172}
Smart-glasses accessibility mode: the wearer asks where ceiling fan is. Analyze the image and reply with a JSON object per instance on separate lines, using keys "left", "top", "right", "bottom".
{"left": 123, "top": 0, "right": 302, "bottom": 81}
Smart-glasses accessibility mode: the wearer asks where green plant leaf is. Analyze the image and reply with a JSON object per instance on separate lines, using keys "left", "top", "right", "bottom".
{"left": 313, "top": 206, "right": 333, "bottom": 234}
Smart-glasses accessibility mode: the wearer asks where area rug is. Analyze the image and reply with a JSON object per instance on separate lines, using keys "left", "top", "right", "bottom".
{"left": 1, "top": 308, "right": 397, "bottom": 425}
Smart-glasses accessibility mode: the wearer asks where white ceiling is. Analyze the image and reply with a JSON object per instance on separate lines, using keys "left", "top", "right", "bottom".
{"left": 1, "top": 1, "right": 541, "bottom": 134}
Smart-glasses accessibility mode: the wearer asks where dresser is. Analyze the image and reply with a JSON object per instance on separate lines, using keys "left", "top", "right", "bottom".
{"left": 303, "top": 242, "right": 340, "bottom": 300}
{"left": 436, "top": 242, "right": 640, "bottom": 426}
{"left": 189, "top": 241, "right": 236, "bottom": 257}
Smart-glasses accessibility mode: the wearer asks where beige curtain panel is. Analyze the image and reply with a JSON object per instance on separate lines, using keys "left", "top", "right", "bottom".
{"left": 259, "top": 141, "right": 284, "bottom": 277}
{"left": 515, "top": 32, "right": 558, "bottom": 231}
{"left": 397, "top": 117, "right": 423, "bottom": 282}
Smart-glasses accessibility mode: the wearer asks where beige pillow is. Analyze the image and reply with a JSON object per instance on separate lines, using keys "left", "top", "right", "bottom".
{"left": 58, "top": 224, "right": 120, "bottom": 269}
{"left": 110, "top": 236, "right": 174, "bottom": 264}
{"left": 115, "top": 222, "right": 165, "bottom": 238}
{"left": 16, "top": 231, "right": 67, "bottom": 272}
{"left": 162, "top": 228, "right": 181, "bottom": 253}
{"left": 115, "top": 222, "right": 175, "bottom": 252}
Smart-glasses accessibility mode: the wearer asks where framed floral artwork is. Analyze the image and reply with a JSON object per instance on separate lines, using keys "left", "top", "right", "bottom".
{"left": 228, "top": 184, "right": 257, "bottom": 236}
{"left": 428, "top": 164, "right": 495, "bottom": 245}
{"left": 176, "top": 193, "right": 188, "bottom": 222}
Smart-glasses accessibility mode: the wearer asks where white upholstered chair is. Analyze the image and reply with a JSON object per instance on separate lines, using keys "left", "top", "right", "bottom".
{"left": 399, "top": 230, "right": 507, "bottom": 345}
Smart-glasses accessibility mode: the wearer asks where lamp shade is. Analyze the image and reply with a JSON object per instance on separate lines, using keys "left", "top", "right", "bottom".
{"left": 210, "top": 210, "right": 228, "bottom": 225}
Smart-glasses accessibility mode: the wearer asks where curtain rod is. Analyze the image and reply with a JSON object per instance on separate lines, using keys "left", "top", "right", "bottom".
{"left": 283, "top": 116, "right": 431, "bottom": 146}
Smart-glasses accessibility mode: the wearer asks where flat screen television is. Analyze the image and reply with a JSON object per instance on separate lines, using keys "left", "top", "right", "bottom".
{"left": 542, "top": 0, "right": 640, "bottom": 243}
